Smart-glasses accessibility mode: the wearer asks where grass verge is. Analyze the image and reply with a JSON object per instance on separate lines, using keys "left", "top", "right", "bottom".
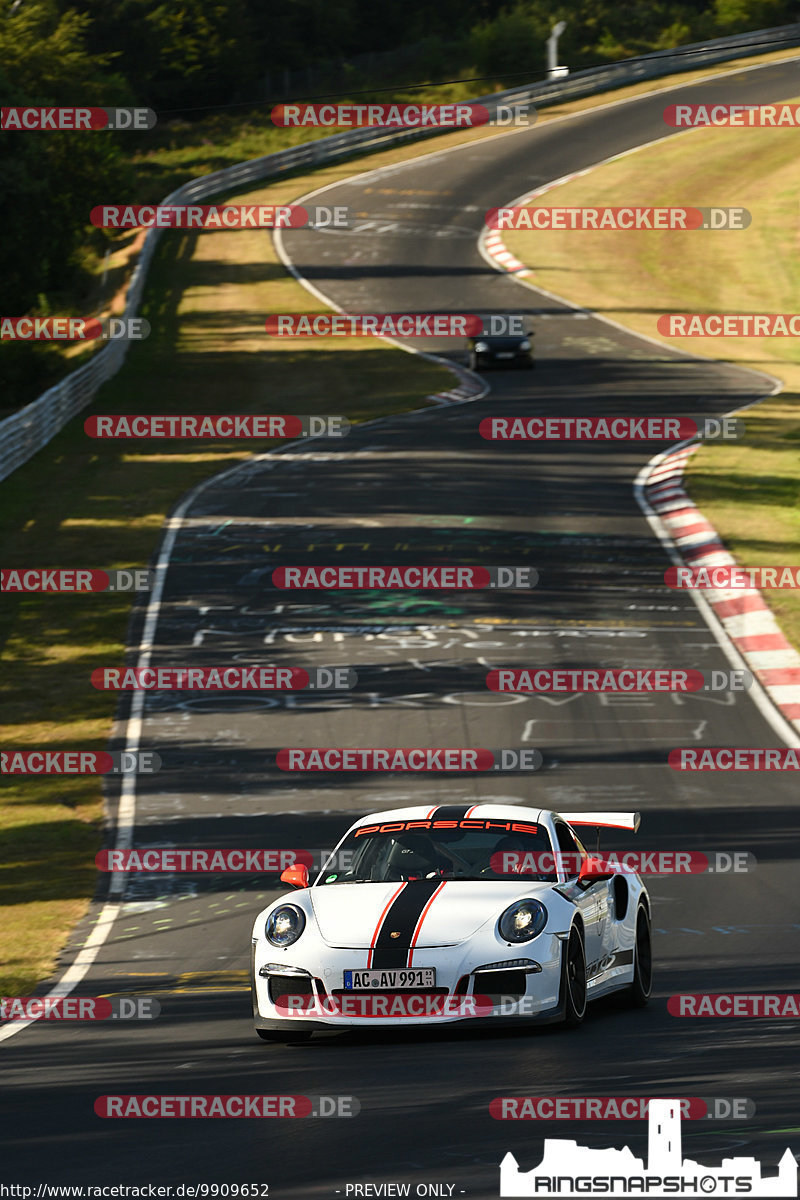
{"left": 7, "top": 44, "right": 799, "bottom": 411}
{"left": 503, "top": 96, "right": 800, "bottom": 648}
{"left": 1, "top": 49, "right": 798, "bottom": 995}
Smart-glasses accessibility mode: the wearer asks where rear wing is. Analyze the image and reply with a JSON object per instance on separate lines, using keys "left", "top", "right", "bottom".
{"left": 559, "top": 811, "right": 641, "bottom": 833}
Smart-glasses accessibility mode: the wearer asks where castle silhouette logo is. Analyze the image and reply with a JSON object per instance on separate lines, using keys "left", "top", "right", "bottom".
{"left": 500, "top": 1099, "right": 797, "bottom": 1197}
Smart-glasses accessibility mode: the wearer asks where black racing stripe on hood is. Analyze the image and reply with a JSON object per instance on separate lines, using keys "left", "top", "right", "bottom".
{"left": 428, "top": 804, "right": 473, "bottom": 822}
{"left": 371, "top": 878, "right": 443, "bottom": 969}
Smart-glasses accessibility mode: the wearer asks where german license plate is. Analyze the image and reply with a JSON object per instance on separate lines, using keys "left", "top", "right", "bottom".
{"left": 343, "top": 968, "right": 435, "bottom": 989}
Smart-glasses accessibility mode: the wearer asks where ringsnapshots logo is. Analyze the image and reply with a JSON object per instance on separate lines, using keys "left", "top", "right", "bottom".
{"left": 84, "top": 415, "right": 348, "bottom": 439}
{"left": 1, "top": 568, "right": 151, "bottom": 592}
{"left": 1, "top": 107, "right": 156, "bottom": 131}
{"left": 487, "top": 668, "right": 751, "bottom": 693}
{"left": 499, "top": 1098, "right": 797, "bottom": 1197}
{"left": 273, "top": 566, "right": 537, "bottom": 588}
{"left": 486, "top": 207, "right": 750, "bottom": 231}
{"left": 90, "top": 666, "right": 356, "bottom": 691}
{"left": 90, "top": 205, "right": 347, "bottom": 229}
{"left": 1, "top": 317, "right": 149, "bottom": 341}
{"left": 480, "top": 416, "right": 744, "bottom": 441}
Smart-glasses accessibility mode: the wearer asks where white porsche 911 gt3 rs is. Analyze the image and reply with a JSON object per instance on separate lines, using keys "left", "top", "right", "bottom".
{"left": 250, "top": 803, "right": 652, "bottom": 1040}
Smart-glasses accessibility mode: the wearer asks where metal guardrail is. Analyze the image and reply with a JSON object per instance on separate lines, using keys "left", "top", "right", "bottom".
{"left": 2, "top": 22, "right": 798, "bottom": 482}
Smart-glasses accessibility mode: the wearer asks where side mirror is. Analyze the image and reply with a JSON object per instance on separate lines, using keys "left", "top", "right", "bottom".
{"left": 578, "top": 856, "right": 614, "bottom": 886}
{"left": 280, "top": 864, "right": 309, "bottom": 889}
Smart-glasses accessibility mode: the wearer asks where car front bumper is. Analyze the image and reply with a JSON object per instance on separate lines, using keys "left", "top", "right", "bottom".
{"left": 251, "top": 935, "right": 566, "bottom": 1031}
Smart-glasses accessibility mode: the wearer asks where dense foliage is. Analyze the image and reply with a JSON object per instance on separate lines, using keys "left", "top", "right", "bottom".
{"left": 0, "top": 0, "right": 795, "bottom": 404}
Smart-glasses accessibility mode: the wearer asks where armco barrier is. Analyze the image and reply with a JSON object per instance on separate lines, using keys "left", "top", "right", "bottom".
{"left": 1, "top": 23, "right": 798, "bottom": 482}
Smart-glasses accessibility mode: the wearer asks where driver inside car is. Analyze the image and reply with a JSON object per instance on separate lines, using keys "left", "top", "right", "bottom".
{"left": 387, "top": 833, "right": 455, "bottom": 880}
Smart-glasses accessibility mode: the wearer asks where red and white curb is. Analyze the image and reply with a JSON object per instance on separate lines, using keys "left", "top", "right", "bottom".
{"left": 483, "top": 229, "right": 531, "bottom": 276}
{"left": 643, "top": 444, "right": 800, "bottom": 734}
{"left": 481, "top": 169, "right": 593, "bottom": 277}
{"left": 427, "top": 360, "right": 488, "bottom": 405}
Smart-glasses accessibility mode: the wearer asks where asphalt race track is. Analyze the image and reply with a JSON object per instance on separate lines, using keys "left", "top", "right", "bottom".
{"left": 3, "top": 57, "right": 800, "bottom": 1198}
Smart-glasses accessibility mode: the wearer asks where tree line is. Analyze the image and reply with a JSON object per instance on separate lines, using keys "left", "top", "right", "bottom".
{"left": 0, "top": 0, "right": 796, "bottom": 405}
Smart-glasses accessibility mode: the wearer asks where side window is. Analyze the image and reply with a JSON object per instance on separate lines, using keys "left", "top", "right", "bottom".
{"left": 554, "top": 822, "right": 584, "bottom": 879}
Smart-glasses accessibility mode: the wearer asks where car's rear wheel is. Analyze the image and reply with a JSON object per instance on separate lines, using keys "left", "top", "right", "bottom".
{"left": 628, "top": 906, "right": 653, "bottom": 1006}
{"left": 563, "top": 925, "right": 587, "bottom": 1026}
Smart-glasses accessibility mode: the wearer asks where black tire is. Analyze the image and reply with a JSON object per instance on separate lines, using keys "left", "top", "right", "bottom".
{"left": 563, "top": 925, "right": 587, "bottom": 1026}
{"left": 628, "top": 906, "right": 653, "bottom": 1006}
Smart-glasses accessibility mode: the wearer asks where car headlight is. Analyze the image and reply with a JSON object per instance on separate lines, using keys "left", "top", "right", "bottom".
{"left": 498, "top": 899, "right": 547, "bottom": 943}
{"left": 473, "top": 341, "right": 489, "bottom": 353}
{"left": 518, "top": 339, "right": 531, "bottom": 351}
{"left": 265, "top": 904, "right": 306, "bottom": 947}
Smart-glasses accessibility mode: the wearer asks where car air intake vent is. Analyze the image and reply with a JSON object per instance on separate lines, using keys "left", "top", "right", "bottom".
{"left": 268, "top": 976, "right": 314, "bottom": 1003}
{"left": 474, "top": 970, "right": 527, "bottom": 999}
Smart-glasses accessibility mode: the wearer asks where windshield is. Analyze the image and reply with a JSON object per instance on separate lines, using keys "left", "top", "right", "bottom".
{"left": 317, "top": 817, "right": 558, "bottom": 885}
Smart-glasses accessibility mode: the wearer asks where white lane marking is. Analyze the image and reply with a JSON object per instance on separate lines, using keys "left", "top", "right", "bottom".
{"left": 5, "top": 54, "right": 798, "bottom": 1048}
{"left": 473, "top": 88, "right": 799, "bottom": 751}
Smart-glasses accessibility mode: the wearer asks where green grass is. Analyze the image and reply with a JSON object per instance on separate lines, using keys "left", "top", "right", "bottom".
{"left": 503, "top": 102, "right": 800, "bottom": 649}
{"left": 2, "top": 46, "right": 799, "bottom": 995}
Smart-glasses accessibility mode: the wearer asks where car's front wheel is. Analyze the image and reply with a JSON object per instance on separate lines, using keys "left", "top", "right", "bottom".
{"left": 563, "top": 925, "right": 587, "bottom": 1026}
{"left": 628, "top": 906, "right": 653, "bottom": 1006}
